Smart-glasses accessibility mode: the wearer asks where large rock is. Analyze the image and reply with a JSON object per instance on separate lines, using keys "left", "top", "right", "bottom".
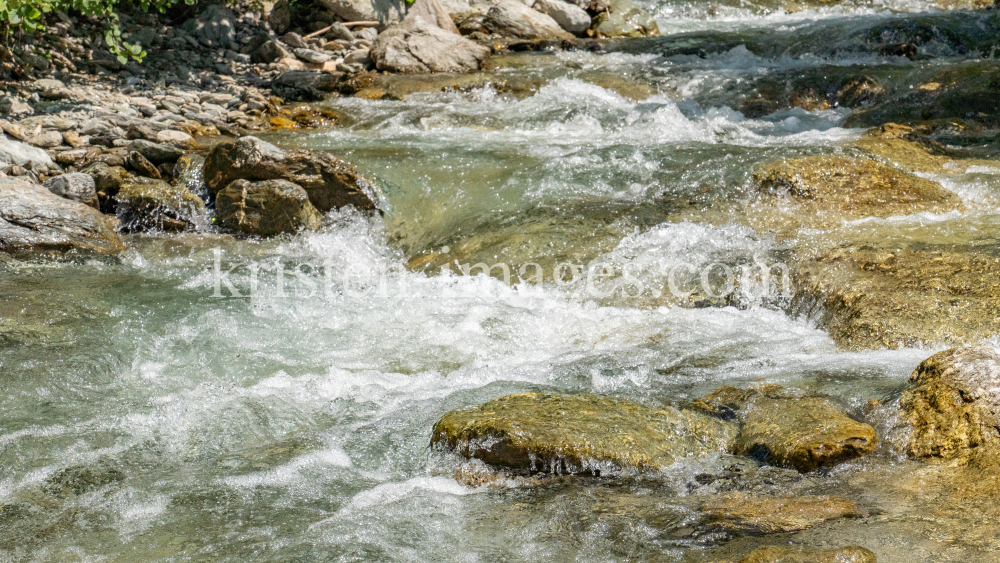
{"left": 202, "top": 136, "right": 378, "bottom": 213}
{"left": 268, "top": 0, "right": 292, "bottom": 34}
{"left": 42, "top": 173, "right": 98, "bottom": 209}
{"left": 215, "top": 179, "right": 323, "bottom": 236}
{"left": 126, "top": 140, "right": 183, "bottom": 166}
{"left": 483, "top": 0, "right": 574, "bottom": 40}
{"left": 700, "top": 493, "right": 862, "bottom": 536}
{"left": 699, "top": 387, "right": 877, "bottom": 473}
{"left": 115, "top": 178, "right": 205, "bottom": 232}
{"left": 315, "top": 0, "right": 406, "bottom": 26}
{"left": 371, "top": 17, "right": 491, "bottom": 73}
{"left": 752, "top": 155, "right": 964, "bottom": 229}
{"left": 405, "top": 0, "right": 461, "bottom": 34}
{"left": 900, "top": 347, "right": 1000, "bottom": 463}
{"left": 431, "top": 393, "right": 738, "bottom": 473}
{"left": 0, "top": 178, "right": 123, "bottom": 256}
{"left": 533, "top": 0, "right": 591, "bottom": 36}
{"left": 0, "top": 138, "right": 54, "bottom": 169}
{"left": 252, "top": 39, "right": 291, "bottom": 64}
{"left": 180, "top": 4, "right": 238, "bottom": 48}
{"left": 592, "top": 0, "right": 659, "bottom": 38}
{"left": 733, "top": 546, "right": 877, "bottom": 563}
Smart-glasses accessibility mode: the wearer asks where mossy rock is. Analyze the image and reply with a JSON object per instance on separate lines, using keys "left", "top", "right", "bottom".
{"left": 592, "top": 0, "right": 660, "bottom": 38}
{"left": 698, "top": 386, "right": 877, "bottom": 472}
{"left": 115, "top": 178, "right": 206, "bottom": 232}
{"left": 432, "top": 393, "right": 738, "bottom": 474}
{"left": 901, "top": 347, "right": 1000, "bottom": 464}
{"left": 215, "top": 178, "right": 323, "bottom": 237}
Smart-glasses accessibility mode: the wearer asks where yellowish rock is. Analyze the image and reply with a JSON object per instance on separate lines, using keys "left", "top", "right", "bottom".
{"left": 700, "top": 492, "right": 862, "bottom": 535}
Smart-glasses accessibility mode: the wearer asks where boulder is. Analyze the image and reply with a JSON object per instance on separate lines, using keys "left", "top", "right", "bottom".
{"left": 431, "top": 393, "right": 738, "bottom": 473}
{"left": 0, "top": 178, "right": 123, "bottom": 256}
{"left": 202, "top": 136, "right": 378, "bottom": 213}
{"left": 115, "top": 178, "right": 205, "bottom": 232}
{"left": 180, "top": 4, "right": 237, "bottom": 48}
{"left": 753, "top": 155, "right": 964, "bottom": 225}
{"left": 371, "top": 17, "right": 491, "bottom": 73}
{"left": 483, "top": 0, "right": 574, "bottom": 40}
{"left": 215, "top": 179, "right": 323, "bottom": 236}
{"left": 700, "top": 493, "right": 862, "bottom": 536}
{"left": 271, "top": 71, "right": 343, "bottom": 102}
{"left": 901, "top": 347, "right": 1000, "bottom": 463}
{"left": 315, "top": 0, "right": 406, "bottom": 26}
{"left": 42, "top": 173, "right": 98, "bottom": 209}
{"left": 699, "top": 386, "right": 877, "bottom": 473}
{"left": 533, "top": 0, "right": 591, "bottom": 36}
{"left": 734, "top": 546, "right": 877, "bottom": 563}
{"left": 126, "top": 140, "right": 183, "bottom": 165}
{"left": 592, "top": 0, "right": 659, "bottom": 38}
{"left": 405, "top": 0, "right": 461, "bottom": 34}
{"left": 0, "top": 138, "right": 54, "bottom": 168}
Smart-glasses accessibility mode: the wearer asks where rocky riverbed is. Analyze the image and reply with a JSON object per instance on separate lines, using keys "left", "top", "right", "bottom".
{"left": 4, "top": 0, "right": 1000, "bottom": 561}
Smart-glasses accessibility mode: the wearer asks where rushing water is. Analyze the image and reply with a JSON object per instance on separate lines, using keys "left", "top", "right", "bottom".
{"left": 4, "top": 3, "right": 1000, "bottom": 562}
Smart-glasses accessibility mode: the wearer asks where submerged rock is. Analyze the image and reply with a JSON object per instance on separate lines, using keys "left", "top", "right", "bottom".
{"left": 431, "top": 393, "right": 738, "bottom": 474}
{"left": 700, "top": 492, "right": 862, "bottom": 535}
{"left": 900, "top": 347, "right": 1000, "bottom": 463}
{"left": 699, "top": 386, "right": 877, "bottom": 472}
{"left": 115, "top": 178, "right": 205, "bottom": 232}
{"left": 484, "top": 0, "right": 574, "bottom": 40}
{"left": 202, "top": 136, "right": 378, "bottom": 213}
{"left": 0, "top": 178, "right": 123, "bottom": 256}
{"left": 215, "top": 178, "right": 323, "bottom": 236}
{"left": 592, "top": 0, "right": 659, "bottom": 38}
{"left": 731, "top": 545, "right": 877, "bottom": 563}
{"left": 752, "top": 155, "right": 963, "bottom": 227}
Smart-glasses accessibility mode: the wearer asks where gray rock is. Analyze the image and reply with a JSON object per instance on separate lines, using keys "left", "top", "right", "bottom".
{"left": 0, "top": 178, "right": 123, "bottom": 256}
{"left": 405, "top": 0, "right": 461, "bottom": 34}
{"left": 371, "top": 18, "right": 491, "bottom": 73}
{"left": 127, "top": 140, "right": 183, "bottom": 165}
{"left": 181, "top": 4, "right": 238, "bottom": 48}
{"left": 591, "top": 0, "right": 659, "bottom": 38}
{"left": 0, "top": 96, "right": 33, "bottom": 117}
{"left": 268, "top": 0, "right": 292, "bottom": 34}
{"left": 43, "top": 173, "right": 99, "bottom": 209}
{"left": 357, "top": 27, "right": 379, "bottom": 41}
{"left": 271, "top": 71, "right": 343, "bottom": 102}
{"left": 344, "top": 49, "right": 372, "bottom": 65}
{"left": 125, "top": 151, "right": 161, "bottom": 179}
{"left": 0, "top": 138, "right": 54, "bottom": 168}
{"left": 282, "top": 32, "right": 308, "bottom": 49}
{"left": 252, "top": 40, "right": 291, "bottom": 64}
{"left": 294, "top": 48, "right": 332, "bottom": 63}
{"left": 325, "top": 22, "right": 356, "bottom": 42}
{"left": 216, "top": 179, "right": 323, "bottom": 236}
{"left": 484, "top": 0, "right": 574, "bottom": 40}
{"left": 315, "top": 0, "right": 406, "bottom": 26}
{"left": 156, "top": 130, "right": 194, "bottom": 146}
{"left": 533, "top": 0, "right": 591, "bottom": 35}
{"left": 26, "top": 131, "right": 63, "bottom": 149}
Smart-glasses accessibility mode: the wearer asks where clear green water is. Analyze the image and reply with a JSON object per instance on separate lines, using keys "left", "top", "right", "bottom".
{"left": 4, "top": 6, "right": 1000, "bottom": 562}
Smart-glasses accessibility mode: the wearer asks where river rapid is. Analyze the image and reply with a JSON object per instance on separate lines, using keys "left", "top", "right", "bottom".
{"left": 3, "top": 1, "right": 1000, "bottom": 561}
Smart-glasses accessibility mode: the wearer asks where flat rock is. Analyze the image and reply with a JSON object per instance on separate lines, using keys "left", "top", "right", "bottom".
{"left": 215, "top": 178, "right": 323, "bottom": 236}
{"left": 431, "top": 393, "right": 738, "bottom": 473}
{"left": 700, "top": 386, "right": 877, "bottom": 473}
{"left": 484, "top": 0, "right": 574, "bottom": 40}
{"left": 0, "top": 178, "right": 123, "bottom": 256}
{"left": 42, "top": 173, "right": 98, "bottom": 209}
{"left": 0, "top": 138, "right": 54, "bottom": 168}
{"left": 115, "top": 178, "right": 205, "bottom": 232}
{"left": 901, "top": 347, "right": 1000, "bottom": 463}
{"left": 202, "top": 136, "right": 378, "bottom": 213}
{"left": 371, "top": 18, "right": 491, "bottom": 73}
{"left": 271, "top": 71, "right": 342, "bottom": 102}
{"left": 26, "top": 131, "right": 64, "bottom": 149}
{"left": 126, "top": 139, "right": 184, "bottom": 165}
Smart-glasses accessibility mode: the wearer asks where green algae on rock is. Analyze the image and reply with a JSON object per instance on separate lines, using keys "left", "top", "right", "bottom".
{"left": 729, "top": 545, "right": 877, "bottom": 563}
{"left": 115, "top": 178, "right": 206, "bottom": 232}
{"left": 700, "top": 492, "right": 863, "bottom": 536}
{"left": 900, "top": 347, "right": 1000, "bottom": 463}
{"left": 215, "top": 179, "right": 324, "bottom": 237}
{"left": 698, "top": 386, "right": 877, "bottom": 473}
{"left": 431, "top": 393, "right": 738, "bottom": 474}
